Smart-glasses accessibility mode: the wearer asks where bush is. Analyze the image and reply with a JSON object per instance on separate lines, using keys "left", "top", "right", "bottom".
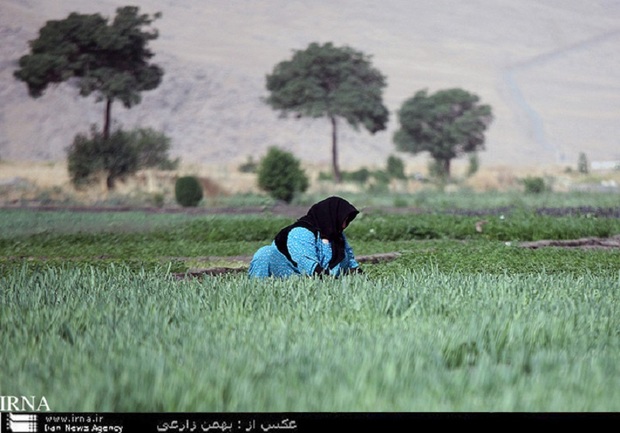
{"left": 67, "top": 126, "right": 177, "bottom": 190}
{"left": 522, "top": 176, "right": 547, "bottom": 194}
{"left": 175, "top": 176, "right": 203, "bottom": 207}
{"left": 578, "top": 152, "right": 589, "bottom": 175}
{"left": 131, "top": 128, "right": 179, "bottom": 170}
{"left": 257, "top": 147, "right": 309, "bottom": 203}
{"left": 342, "top": 168, "right": 371, "bottom": 183}
{"left": 68, "top": 127, "right": 136, "bottom": 189}
{"left": 467, "top": 153, "right": 480, "bottom": 177}
{"left": 386, "top": 155, "right": 406, "bottom": 179}
{"left": 238, "top": 156, "right": 258, "bottom": 173}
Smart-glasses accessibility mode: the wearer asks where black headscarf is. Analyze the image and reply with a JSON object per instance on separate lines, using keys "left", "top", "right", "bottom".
{"left": 275, "top": 196, "right": 359, "bottom": 270}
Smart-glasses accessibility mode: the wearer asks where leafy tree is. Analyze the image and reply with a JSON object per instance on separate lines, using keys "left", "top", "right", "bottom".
{"left": 257, "top": 147, "right": 309, "bottom": 203}
{"left": 265, "top": 42, "right": 389, "bottom": 182}
{"left": 393, "top": 88, "right": 493, "bottom": 178}
{"left": 67, "top": 126, "right": 177, "bottom": 189}
{"left": 14, "top": 6, "right": 163, "bottom": 140}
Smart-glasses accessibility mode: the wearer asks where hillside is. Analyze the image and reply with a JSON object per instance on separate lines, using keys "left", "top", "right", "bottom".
{"left": 1, "top": 0, "right": 619, "bottom": 171}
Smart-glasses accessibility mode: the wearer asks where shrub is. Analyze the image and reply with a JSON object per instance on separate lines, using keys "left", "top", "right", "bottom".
{"left": 175, "top": 176, "right": 203, "bottom": 207}
{"left": 343, "top": 168, "right": 371, "bottom": 183}
{"left": 131, "top": 128, "right": 179, "bottom": 170}
{"left": 151, "top": 193, "right": 165, "bottom": 208}
{"left": 578, "top": 152, "right": 589, "bottom": 174}
{"left": 257, "top": 147, "right": 308, "bottom": 203}
{"left": 238, "top": 156, "right": 258, "bottom": 173}
{"left": 427, "top": 159, "right": 446, "bottom": 181}
{"left": 386, "top": 155, "right": 406, "bottom": 179}
{"left": 67, "top": 126, "right": 177, "bottom": 190}
{"left": 467, "top": 153, "right": 480, "bottom": 177}
{"left": 522, "top": 176, "right": 547, "bottom": 194}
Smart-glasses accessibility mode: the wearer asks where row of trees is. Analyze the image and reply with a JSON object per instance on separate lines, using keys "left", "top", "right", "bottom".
{"left": 266, "top": 42, "right": 494, "bottom": 182}
{"left": 14, "top": 6, "right": 494, "bottom": 193}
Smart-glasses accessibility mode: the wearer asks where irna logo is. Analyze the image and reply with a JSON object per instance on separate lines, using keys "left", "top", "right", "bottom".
{"left": 0, "top": 396, "right": 50, "bottom": 412}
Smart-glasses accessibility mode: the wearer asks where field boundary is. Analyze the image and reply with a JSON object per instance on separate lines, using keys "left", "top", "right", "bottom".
{"left": 172, "top": 252, "right": 402, "bottom": 279}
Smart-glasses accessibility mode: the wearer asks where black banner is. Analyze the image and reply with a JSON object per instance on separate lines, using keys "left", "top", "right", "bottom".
{"left": 1, "top": 412, "right": 615, "bottom": 432}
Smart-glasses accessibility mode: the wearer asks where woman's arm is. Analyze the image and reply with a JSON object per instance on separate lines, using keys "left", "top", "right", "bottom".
{"left": 287, "top": 227, "right": 324, "bottom": 276}
{"left": 342, "top": 233, "right": 360, "bottom": 270}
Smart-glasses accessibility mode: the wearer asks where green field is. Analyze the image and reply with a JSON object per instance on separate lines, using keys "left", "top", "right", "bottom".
{"left": 1, "top": 193, "right": 619, "bottom": 411}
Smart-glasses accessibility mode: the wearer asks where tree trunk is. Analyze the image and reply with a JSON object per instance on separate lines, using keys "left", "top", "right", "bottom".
{"left": 103, "top": 97, "right": 112, "bottom": 141}
{"left": 330, "top": 116, "right": 341, "bottom": 183}
{"left": 442, "top": 158, "right": 451, "bottom": 179}
{"left": 106, "top": 173, "right": 115, "bottom": 190}
{"left": 103, "top": 98, "right": 114, "bottom": 191}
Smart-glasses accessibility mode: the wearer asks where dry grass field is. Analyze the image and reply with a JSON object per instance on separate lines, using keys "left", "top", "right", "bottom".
{"left": 1, "top": 158, "right": 619, "bottom": 207}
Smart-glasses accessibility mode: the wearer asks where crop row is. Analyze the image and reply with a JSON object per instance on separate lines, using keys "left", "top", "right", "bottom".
{"left": 1, "top": 264, "right": 618, "bottom": 411}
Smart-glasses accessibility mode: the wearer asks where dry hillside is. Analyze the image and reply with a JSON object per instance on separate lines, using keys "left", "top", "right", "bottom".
{"left": 1, "top": 0, "right": 619, "bottom": 173}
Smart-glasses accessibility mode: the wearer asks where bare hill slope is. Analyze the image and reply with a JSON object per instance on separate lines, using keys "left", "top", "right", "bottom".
{"left": 1, "top": 0, "right": 619, "bottom": 170}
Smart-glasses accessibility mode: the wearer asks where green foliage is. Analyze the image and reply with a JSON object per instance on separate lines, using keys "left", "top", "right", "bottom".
{"left": 174, "top": 176, "right": 203, "bottom": 207}
{"left": 67, "top": 126, "right": 177, "bottom": 189}
{"left": 318, "top": 169, "right": 369, "bottom": 183}
{"left": 257, "top": 147, "right": 308, "bottom": 203}
{"left": 67, "top": 127, "right": 136, "bottom": 189}
{"left": 427, "top": 158, "right": 447, "bottom": 183}
{"left": 367, "top": 170, "right": 390, "bottom": 193}
{"left": 131, "top": 128, "right": 179, "bottom": 170}
{"left": 265, "top": 42, "right": 388, "bottom": 132}
{"left": 14, "top": 6, "right": 163, "bottom": 139}
{"left": 151, "top": 192, "right": 165, "bottom": 208}
{"left": 521, "top": 176, "right": 547, "bottom": 194}
{"left": 1, "top": 205, "right": 620, "bottom": 412}
{"left": 467, "top": 152, "right": 480, "bottom": 177}
{"left": 2, "top": 209, "right": 620, "bottom": 272}
{"left": 343, "top": 168, "right": 371, "bottom": 183}
{"left": 318, "top": 167, "right": 393, "bottom": 191}
{"left": 386, "top": 155, "right": 406, "bottom": 179}
{"left": 1, "top": 263, "right": 619, "bottom": 411}
{"left": 578, "top": 152, "right": 589, "bottom": 174}
{"left": 238, "top": 156, "right": 258, "bottom": 173}
{"left": 265, "top": 42, "right": 388, "bottom": 181}
{"left": 394, "top": 88, "right": 493, "bottom": 178}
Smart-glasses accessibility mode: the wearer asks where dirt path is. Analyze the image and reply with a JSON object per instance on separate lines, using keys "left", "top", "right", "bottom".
{"left": 519, "top": 234, "right": 620, "bottom": 250}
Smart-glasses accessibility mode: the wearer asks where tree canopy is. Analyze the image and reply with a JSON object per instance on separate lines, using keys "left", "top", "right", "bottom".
{"left": 393, "top": 88, "right": 493, "bottom": 178}
{"left": 265, "top": 42, "right": 389, "bottom": 182}
{"left": 14, "top": 6, "right": 163, "bottom": 140}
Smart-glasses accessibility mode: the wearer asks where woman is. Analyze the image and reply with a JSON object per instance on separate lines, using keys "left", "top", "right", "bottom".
{"left": 249, "top": 196, "right": 362, "bottom": 278}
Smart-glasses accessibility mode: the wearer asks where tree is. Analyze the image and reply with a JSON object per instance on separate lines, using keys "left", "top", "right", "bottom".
{"left": 578, "top": 152, "right": 589, "bottom": 174}
{"left": 393, "top": 88, "right": 493, "bottom": 178}
{"left": 67, "top": 126, "right": 178, "bottom": 189}
{"left": 14, "top": 6, "right": 163, "bottom": 141}
{"left": 257, "top": 147, "right": 309, "bottom": 203}
{"left": 265, "top": 42, "right": 389, "bottom": 182}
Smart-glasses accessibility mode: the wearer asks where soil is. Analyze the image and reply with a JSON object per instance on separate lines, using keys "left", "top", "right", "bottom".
{"left": 519, "top": 235, "right": 620, "bottom": 250}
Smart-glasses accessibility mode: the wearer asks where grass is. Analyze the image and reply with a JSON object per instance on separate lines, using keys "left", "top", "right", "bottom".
{"left": 1, "top": 198, "right": 619, "bottom": 411}
{"left": 1, "top": 264, "right": 618, "bottom": 411}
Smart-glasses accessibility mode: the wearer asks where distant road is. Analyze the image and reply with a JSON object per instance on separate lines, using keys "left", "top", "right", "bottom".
{"left": 502, "top": 29, "right": 620, "bottom": 162}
